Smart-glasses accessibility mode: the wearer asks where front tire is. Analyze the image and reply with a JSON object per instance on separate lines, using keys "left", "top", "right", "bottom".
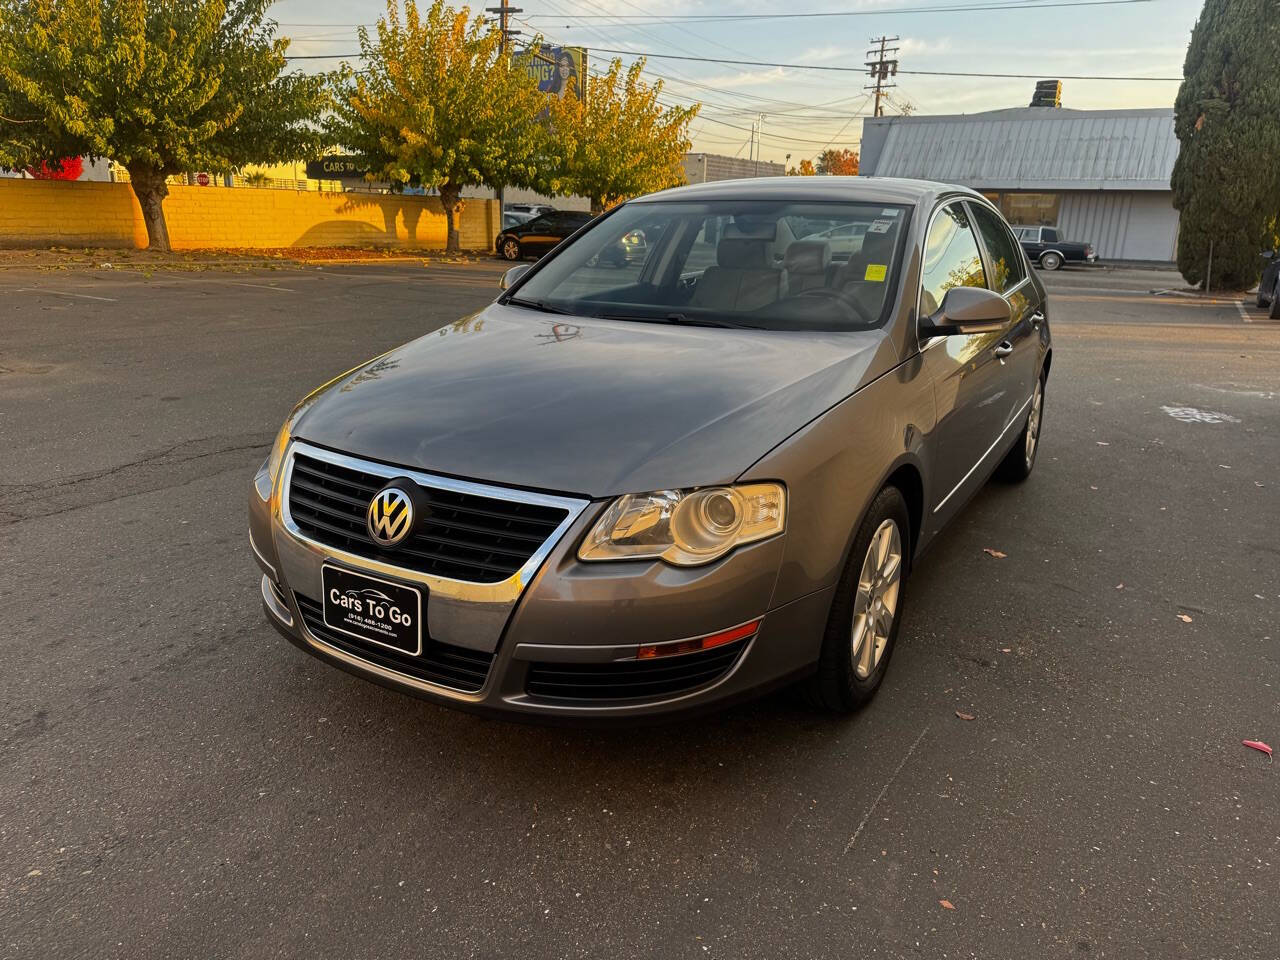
{"left": 1040, "top": 251, "right": 1063, "bottom": 271}
{"left": 805, "top": 487, "right": 910, "bottom": 713}
{"left": 501, "top": 238, "right": 522, "bottom": 262}
{"left": 997, "top": 372, "right": 1045, "bottom": 482}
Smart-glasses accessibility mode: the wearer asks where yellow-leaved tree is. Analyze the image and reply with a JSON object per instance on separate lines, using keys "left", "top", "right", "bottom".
{"left": 548, "top": 58, "right": 698, "bottom": 214}
{"left": 328, "top": 0, "right": 556, "bottom": 253}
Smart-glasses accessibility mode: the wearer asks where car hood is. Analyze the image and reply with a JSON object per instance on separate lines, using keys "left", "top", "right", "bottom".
{"left": 293, "top": 302, "right": 896, "bottom": 497}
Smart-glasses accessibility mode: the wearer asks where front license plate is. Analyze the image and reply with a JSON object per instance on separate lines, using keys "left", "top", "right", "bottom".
{"left": 322, "top": 565, "right": 423, "bottom": 655}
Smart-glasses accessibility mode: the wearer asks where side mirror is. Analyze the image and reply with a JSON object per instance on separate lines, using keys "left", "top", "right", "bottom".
{"left": 500, "top": 263, "right": 531, "bottom": 290}
{"left": 1262, "top": 250, "right": 1276, "bottom": 261}
{"left": 923, "top": 286, "right": 1011, "bottom": 337}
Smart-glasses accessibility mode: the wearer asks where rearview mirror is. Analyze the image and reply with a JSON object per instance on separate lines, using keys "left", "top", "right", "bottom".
{"left": 924, "top": 286, "right": 1011, "bottom": 337}
{"left": 500, "top": 264, "right": 531, "bottom": 290}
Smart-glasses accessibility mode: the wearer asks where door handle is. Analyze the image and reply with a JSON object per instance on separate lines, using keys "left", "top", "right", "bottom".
{"left": 993, "top": 340, "right": 1014, "bottom": 358}
{"left": 1030, "top": 311, "right": 1045, "bottom": 328}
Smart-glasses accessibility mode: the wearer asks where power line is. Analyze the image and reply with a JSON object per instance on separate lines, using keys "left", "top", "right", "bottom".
{"left": 522, "top": 0, "right": 1154, "bottom": 21}
{"left": 284, "top": 47, "right": 1181, "bottom": 82}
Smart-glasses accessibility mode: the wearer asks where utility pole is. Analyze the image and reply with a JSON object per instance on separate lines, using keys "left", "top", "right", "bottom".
{"left": 865, "top": 36, "right": 900, "bottom": 118}
{"left": 753, "top": 114, "right": 764, "bottom": 174}
{"left": 486, "top": 4, "right": 522, "bottom": 216}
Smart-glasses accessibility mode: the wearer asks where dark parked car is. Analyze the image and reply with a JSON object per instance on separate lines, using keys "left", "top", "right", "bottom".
{"left": 1257, "top": 251, "right": 1280, "bottom": 319}
{"left": 496, "top": 210, "right": 595, "bottom": 261}
{"left": 1013, "top": 225, "right": 1096, "bottom": 270}
{"left": 252, "top": 177, "right": 1051, "bottom": 721}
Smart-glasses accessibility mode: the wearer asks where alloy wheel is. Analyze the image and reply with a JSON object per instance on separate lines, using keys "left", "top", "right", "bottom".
{"left": 851, "top": 519, "right": 903, "bottom": 679}
{"left": 502, "top": 239, "right": 520, "bottom": 261}
{"left": 1025, "top": 378, "right": 1044, "bottom": 468}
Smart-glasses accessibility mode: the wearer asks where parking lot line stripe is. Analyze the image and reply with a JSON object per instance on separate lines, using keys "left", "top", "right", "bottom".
{"left": 1235, "top": 301, "right": 1251, "bottom": 323}
{"left": 217, "top": 280, "right": 296, "bottom": 293}
{"left": 15, "top": 287, "right": 117, "bottom": 302}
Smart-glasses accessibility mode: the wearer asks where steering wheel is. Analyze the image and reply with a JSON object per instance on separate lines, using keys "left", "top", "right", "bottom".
{"left": 796, "top": 286, "right": 876, "bottom": 327}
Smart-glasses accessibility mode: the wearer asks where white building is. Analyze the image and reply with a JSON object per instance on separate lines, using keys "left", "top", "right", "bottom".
{"left": 859, "top": 107, "right": 1180, "bottom": 262}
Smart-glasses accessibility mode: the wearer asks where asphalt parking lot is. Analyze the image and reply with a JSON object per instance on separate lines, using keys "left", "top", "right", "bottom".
{"left": 2, "top": 259, "right": 1277, "bottom": 959}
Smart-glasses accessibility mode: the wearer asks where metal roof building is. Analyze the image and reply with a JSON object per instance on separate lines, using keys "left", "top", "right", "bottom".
{"left": 859, "top": 107, "right": 1180, "bottom": 262}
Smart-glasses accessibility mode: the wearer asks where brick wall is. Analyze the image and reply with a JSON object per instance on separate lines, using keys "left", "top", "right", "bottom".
{"left": 0, "top": 179, "right": 500, "bottom": 251}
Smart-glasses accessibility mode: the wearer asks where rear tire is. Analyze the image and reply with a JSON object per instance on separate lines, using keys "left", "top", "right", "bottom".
{"left": 1040, "top": 251, "right": 1063, "bottom": 271}
{"left": 805, "top": 487, "right": 910, "bottom": 714}
{"left": 997, "top": 371, "right": 1045, "bottom": 482}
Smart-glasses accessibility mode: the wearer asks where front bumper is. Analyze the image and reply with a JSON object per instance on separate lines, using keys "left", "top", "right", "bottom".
{"left": 250, "top": 443, "right": 829, "bottom": 720}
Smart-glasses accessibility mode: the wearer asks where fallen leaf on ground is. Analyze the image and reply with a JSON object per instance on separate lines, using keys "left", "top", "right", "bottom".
{"left": 955, "top": 711, "right": 976, "bottom": 721}
{"left": 1116, "top": 583, "right": 1124, "bottom": 590}
{"left": 1000, "top": 647, "right": 1012, "bottom": 653}
{"left": 983, "top": 548, "right": 1007, "bottom": 559}
{"left": 1177, "top": 613, "right": 1193, "bottom": 623}
{"left": 1242, "top": 740, "right": 1273, "bottom": 761}
{"left": 939, "top": 899, "right": 956, "bottom": 910}
{"left": 1096, "top": 441, "right": 1110, "bottom": 446}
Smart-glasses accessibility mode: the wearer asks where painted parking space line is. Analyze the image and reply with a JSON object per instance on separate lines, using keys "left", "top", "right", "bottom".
{"left": 14, "top": 287, "right": 118, "bottom": 302}
{"left": 1236, "top": 301, "right": 1251, "bottom": 323}
{"left": 215, "top": 280, "right": 296, "bottom": 293}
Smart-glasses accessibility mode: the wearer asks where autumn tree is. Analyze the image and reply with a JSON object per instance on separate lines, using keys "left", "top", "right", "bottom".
{"left": 1171, "top": 0, "right": 1280, "bottom": 289}
{"left": 548, "top": 58, "right": 698, "bottom": 214}
{"left": 328, "top": 0, "right": 554, "bottom": 253}
{"left": 787, "top": 159, "right": 816, "bottom": 176}
{"left": 816, "top": 148, "right": 859, "bottom": 176}
{"left": 0, "top": 0, "right": 329, "bottom": 251}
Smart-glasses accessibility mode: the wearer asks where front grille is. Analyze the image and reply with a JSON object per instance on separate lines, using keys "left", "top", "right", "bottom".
{"left": 525, "top": 641, "right": 748, "bottom": 702}
{"left": 287, "top": 452, "right": 570, "bottom": 584}
{"left": 294, "top": 593, "right": 493, "bottom": 693}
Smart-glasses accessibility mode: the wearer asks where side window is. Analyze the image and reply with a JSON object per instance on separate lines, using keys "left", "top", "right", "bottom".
{"left": 970, "top": 204, "right": 1027, "bottom": 294}
{"left": 920, "top": 203, "right": 987, "bottom": 317}
{"left": 1042, "top": 227, "right": 1058, "bottom": 243}
{"left": 525, "top": 215, "right": 549, "bottom": 230}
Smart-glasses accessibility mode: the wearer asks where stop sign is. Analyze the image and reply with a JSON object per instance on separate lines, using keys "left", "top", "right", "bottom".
{"left": 196, "top": 172, "right": 210, "bottom": 186}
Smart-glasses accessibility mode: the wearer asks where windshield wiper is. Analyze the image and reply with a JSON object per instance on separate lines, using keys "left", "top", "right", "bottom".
{"left": 505, "top": 296, "right": 575, "bottom": 316}
{"left": 595, "top": 311, "right": 756, "bottom": 330}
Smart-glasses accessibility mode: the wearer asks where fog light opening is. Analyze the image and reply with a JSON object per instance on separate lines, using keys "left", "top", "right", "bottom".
{"left": 636, "top": 619, "right": 761, "bottom": 660}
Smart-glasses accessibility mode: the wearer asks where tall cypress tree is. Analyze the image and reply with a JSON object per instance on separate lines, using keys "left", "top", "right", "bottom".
{"left": 1171, "top": 0, "right": 1280, "bottom": 289}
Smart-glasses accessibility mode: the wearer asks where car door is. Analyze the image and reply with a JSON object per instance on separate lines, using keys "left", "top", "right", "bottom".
{"left": 519, "top": 214, "right": 557, "bottom": 256}
{"left": 1023, "top": 226, "right": 1047, "bottom": 262}
{"left": 918, "top": 201, "right": 1016, "bottom": 521}
{"left": 967, "top": 200, "right": 1041, "bottom": 430}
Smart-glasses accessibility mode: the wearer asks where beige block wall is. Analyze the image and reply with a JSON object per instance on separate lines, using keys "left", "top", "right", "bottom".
{"left": 0, "top": 179, "right": 500, "bottom": 251}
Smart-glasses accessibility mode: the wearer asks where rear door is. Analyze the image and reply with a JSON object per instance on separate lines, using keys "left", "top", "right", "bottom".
{"left": 918, "top": 201, "right": 1013, "bottom": 520}
{"left": 517, "top": 214, "right": 556, "bottom": 256}
{"left": 967, "top": 201, "right": 1041, "bottom": 433}
{"left": 1022, "top": 227, "right": 1047, "bottom": 261}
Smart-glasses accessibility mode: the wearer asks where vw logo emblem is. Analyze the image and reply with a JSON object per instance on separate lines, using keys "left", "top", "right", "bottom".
{"left": 366, "top": 484, "right": 415, "bottom": 547}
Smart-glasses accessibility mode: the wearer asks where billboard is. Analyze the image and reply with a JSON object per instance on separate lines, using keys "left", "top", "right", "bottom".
{"left": 523, "top": 45, "right": 586, "bottom": 102}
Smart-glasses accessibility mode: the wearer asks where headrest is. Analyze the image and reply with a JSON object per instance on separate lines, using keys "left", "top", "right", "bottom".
{"left": 784, "top": 240, "right": 831, "bottom": 275}
{"left": 724, "top": 219, "right": 778, "bottom": 241}
{"left": 717, "top": 237, "right": 769, "bottom": 269}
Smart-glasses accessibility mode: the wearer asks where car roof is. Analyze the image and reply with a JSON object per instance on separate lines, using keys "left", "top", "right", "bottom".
{"left": 634, "top": 175, "right": 982, "bottom": 207}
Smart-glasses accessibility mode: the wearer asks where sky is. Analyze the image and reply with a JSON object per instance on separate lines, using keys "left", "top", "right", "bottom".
{"left": 276, "top": 0, "right": 1205, "bottom": 166}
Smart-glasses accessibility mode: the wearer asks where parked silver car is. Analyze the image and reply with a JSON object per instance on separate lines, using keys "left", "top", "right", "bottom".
{"left": 249, "top": 177, "right": 1051, "bottom": 720}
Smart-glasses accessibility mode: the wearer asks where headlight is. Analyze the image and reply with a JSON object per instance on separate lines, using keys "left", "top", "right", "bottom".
{"left": 265, "top": 414, "right": 294, "bottom": 484}
{"left": 578, "top": 483, "right": 786, "bottom": 566}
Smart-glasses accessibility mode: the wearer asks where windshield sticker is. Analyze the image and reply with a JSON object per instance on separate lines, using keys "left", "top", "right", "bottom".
{"left": 868, "top": 220, "right": 893, "bottom": 234}
{"left": 864, "top": 264, "right": 887, "bottom": 282}
{"left": 881, "top": 208, "right": 898, "bottom": 216}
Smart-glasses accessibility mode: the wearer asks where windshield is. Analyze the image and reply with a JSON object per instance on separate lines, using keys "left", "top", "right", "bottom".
{"left": 505, "top": 199, "right": 910, "bottom": 331}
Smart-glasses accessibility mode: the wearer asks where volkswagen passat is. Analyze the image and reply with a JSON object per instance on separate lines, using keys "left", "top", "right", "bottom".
{"left": 250, "top": 177, "right": 1051, "bottom": 720}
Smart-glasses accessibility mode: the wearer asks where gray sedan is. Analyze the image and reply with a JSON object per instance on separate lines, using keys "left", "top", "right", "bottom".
{"left": 249, "top": 177, "right": 1051, "bottom": 720}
